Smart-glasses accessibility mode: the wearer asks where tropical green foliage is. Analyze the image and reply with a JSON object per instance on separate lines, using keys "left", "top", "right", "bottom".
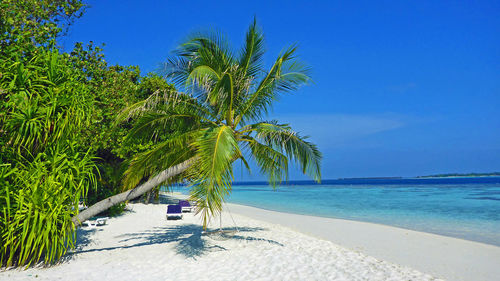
{"left": 0, "top": 0, "right": 92, "bottom": 267}
{"left": 0, "top": 0, "right": 85, "bottom": 55}
{"left": 68, "top": 42, "right": 176, "bottom": 208}
{"left": 0, "top": 145, "right": 96, "bottom": 267}
{"left": 122, "top": 20, "right": 322, "bottom": 228}
{"left": 0, "top": 0, "right": 161, "bottom": 266}
{"left": 0, "top": 0, "right": 176, "bottom": 263}
{"left": 0, "top": 47, "right": 97, "bottom": 266}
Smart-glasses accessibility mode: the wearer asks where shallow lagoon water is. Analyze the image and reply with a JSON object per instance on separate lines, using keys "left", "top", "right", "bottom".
{"left": 173, "top": 177, "right": 500, "bottom": 246}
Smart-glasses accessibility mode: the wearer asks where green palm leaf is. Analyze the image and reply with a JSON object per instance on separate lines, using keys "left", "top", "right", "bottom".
{"left": 235, "top": 46, "right": 311, "bottom": 126}
{"left": 122, "top": 130, "right": 200, "bottom": 189}
{"left": 252, "top": 121, "right": 321, "bottom": 182}
{"left": 239, "top": 18, "right": 265, "bottom": 77}
{"left": 123, "top": 19, "right": 321, "bottom": 230}
{"left": 190, "top": 125, "right": 239, "bottom": 226}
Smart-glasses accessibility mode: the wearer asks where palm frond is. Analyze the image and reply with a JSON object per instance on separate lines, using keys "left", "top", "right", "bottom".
{"left": 115, "top": 99, "right": 148, "bottom": 125}
{"left": 239, "top": 17, "right": 265, "bottom": 77}
{"left": 122, "top": 130, "right": 200, "bottom": 190}
{"left": 182, "top": 30, "right": 236, "bottom": 72}
{"left": 161, "top": 29, "right": 240, "bottom": 104}
{"left": 119, "top": 89, "right": 218, "bottom": 127}
{"left": 243, "top": 136, "right": 289, "bottom": 187}
{"left": 125, "top": 112, "right": 198, "bottom": 143}
{"left": 189, "top": 125, "right": 239, "bottom": 229}
{"left": 251, "top": 121, "right": 321, "bottom": 182}
{"left": 185, "top": 65, "right": 220, "bottom": 90}
{"left": 235, "top": 46, "right": 311, "bottom": 126}
{"left": 207, "top": 72, "right": 235, "bottom": 122}
{"left": 159, "top": 56, "right": 193, "bottom": 86}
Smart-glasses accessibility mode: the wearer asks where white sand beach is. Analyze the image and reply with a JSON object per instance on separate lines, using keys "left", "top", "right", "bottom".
{"left": 227, "top": 204, "right": 500, "bottom": 281}
{"left": 1, "top": 197, "right": 498, "bottom": 281}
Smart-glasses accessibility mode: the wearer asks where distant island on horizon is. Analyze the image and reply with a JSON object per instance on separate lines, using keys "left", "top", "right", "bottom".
{"left": 416, "top": 172, "right": 500, "bottom": 178}
{"left": 231, "top": 172, "right": 500, "bottom": 185}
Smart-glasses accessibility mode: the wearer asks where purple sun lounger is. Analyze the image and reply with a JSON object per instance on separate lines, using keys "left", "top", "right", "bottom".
{"left": 166, "top": 205, "right": 183, "bottom": 219}
{"left": 178, "top": 200, "right": 193, "bottom": 212}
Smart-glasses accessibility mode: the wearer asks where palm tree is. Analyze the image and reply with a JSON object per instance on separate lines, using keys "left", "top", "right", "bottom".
{"left": 74, "top": 19, "right": 321, "bottom": 228}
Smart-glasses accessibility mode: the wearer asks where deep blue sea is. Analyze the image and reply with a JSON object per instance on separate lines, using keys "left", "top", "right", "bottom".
{"left": 173, "top": 177, "right": 500, "bottom": 246}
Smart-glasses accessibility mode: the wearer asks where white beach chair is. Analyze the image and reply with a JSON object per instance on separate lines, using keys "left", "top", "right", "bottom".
{"left": 83, "top": 217, "right": 109, "bottom": 227}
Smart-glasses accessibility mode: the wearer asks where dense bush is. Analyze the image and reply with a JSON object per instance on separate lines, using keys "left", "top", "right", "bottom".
{"left": 0, "top": 48, "right": 97, "bottom": 267}
{"left": 0, "top": 0, "right": 175, "bottom": 266}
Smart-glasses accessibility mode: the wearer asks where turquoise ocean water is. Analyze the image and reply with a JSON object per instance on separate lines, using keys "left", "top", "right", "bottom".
{"left": 173, "top": 177, "right": 500, "bottom": 246}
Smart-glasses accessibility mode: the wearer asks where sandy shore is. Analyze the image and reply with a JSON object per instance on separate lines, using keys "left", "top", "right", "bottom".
{"left": 226, "top": 203, "right": 500, "bottom": 281}
{"left": 0, "top": 197, "right": 497, "bottom": 280}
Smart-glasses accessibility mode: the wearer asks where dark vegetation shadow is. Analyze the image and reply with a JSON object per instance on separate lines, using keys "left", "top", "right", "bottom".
{"left": 69, "top": 224, "right": 282, "bottom": 259}
{"left": 107, "top": 206, "right": 136, "bottom": 218}
{"left": 59, "top": 227, "right": 99, "bottom": 264}
{"left": 157, "top": 194, "right": 185, "bottom": 204}
{"left": 130, "top": 193, "right": 185, "bottom": 205}
{"left": 74, "top": 227, "right": 98, "bottom": 250}
{"left": 1, "top": 227, "right": 101, "bottom": 268}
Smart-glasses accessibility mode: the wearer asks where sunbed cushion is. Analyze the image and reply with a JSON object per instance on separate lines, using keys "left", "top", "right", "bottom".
{"left": 178, "top": 200, "right": 191, "bottom": 208}
{"left": 167, "top": 204, "right": 182, "bottom": 214}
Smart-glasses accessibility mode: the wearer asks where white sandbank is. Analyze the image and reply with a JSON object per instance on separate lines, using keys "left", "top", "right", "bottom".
{"left": 226, "top": 203, "right": 500, "bottom": 281}
{"left": 0, "top": 198, "right": 497, "bottom": 280}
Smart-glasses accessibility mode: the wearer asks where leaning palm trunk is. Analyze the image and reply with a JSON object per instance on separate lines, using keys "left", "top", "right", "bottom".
{"left": 114, "top": 19, "right": 321, "bottom": 229}
{"left": 72, "top": 158, "right": 195, "bottom": 226}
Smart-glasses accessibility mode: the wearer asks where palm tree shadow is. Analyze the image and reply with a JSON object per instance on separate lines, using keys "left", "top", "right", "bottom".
{"left": 175, "top": 226, "right": 223, "bottom": 259}
{"left": 69, "top": 224, "right": 282, "bottom": 259}
{"left": 206, "top": 227, "right": 284, "bottom": 247}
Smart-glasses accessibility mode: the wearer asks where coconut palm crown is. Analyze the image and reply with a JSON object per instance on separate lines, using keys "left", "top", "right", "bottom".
{"left": 121, "top": 19, "right": 322, "bottom": 228}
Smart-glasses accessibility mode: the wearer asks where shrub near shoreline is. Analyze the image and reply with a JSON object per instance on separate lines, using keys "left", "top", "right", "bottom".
{"left": 0, "top": 47, "right": 98, "bottom": 266}
{"left": 0, "top": 0, "right": 171, "bottom": 266}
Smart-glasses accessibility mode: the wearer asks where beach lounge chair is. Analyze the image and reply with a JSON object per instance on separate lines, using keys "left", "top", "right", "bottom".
{"left": 83, "top": 217, "right": 109, "bottom": 227}
{"left": 178, "top": 200, "right": 193, "bottom": 212}
{"left": 166, "top": 205, "right": 183, "bottom": 219}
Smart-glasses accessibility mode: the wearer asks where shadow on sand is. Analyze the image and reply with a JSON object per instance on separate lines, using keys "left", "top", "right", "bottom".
{"left": 70, "top": 224, "right": 282, "bottom": 259}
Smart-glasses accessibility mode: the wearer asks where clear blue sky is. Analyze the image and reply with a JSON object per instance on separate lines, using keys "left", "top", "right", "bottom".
{"left": 62, "top": 0, "right": 500, "bottom": 180}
